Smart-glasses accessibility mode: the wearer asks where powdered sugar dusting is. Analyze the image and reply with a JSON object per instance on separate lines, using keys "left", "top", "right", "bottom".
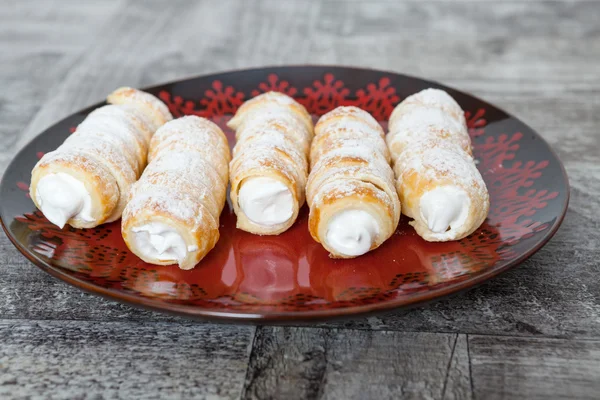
{"left": 313, "top": 178, "right": 391, "bottom": 209}
{"left": 308, "top": 106, "right": 400, "bottom": 225}
{"left": 310, "top": 120, "right": 391, "bottom": 169}
{"left": 388, "top": 90, "right": 483, "bottom": 191}
{"left": 318, "top": 106, "right": 383, "bottom": 135}
{"left": 308, "top": 165, "right": 396, "bottom": 204}
{"left": 234, "top": 130, "right": 308, "bottom": 174}
{"left": 152, "top": 115, "right": 227, "bottom": 146}
{"left": 60, "top": 138, "right": 136, "bottom": 184}
{"left": 311, "top": 145, "right": 392, "bottom": 184}
{"left": 37, "top": 150, "right": 117, "bottom": 188}
{"left": 388, "top": 88, "right": 489, "bottom": 239}
{"left": 150, "top": 115, "right": 229, "bottom": 162}
{"left": 232, "top": 92, "right": 311, "bottom": 127}
{"left": 133, "top": 169, "right": 220, "bottom": 220}
{"left": 387, "top": 107, "right": 471, "bottom": 156}
{"left": 147, "top": 150, "right": 227, "bottom": 190}
{"left": 89, "top": 104, "right": 154, "bottom": 140}
{"left": 389, "top": 88, "right": 466, "bottom": 128}
{"left": 395, "top": 139, "right": 486, "bottom": 198}
{"left": 235, "top": 108, "right": 312, "bottom": 148}
{"left": 87, "top": 105, "right": 150, "bottom": 148}
{"left": 311, "top": 138, "right": 389, "bottom": 169}
{"left": 249, "top": 91, "right": 298, "bottom": 106}
{"left": 123, "top": 115, "right": 228, "bottom": 241}
{"left": 75, "top": 109, "right": 146, "bottom": 171}
{"left": 107, "top": 87, "right": 173, "bottom": 130}
{"left": 123, "top": 188, "right": 204, "bottom": 225}
{"left": 231, "top": 146, "right": 301, "bottom": 187}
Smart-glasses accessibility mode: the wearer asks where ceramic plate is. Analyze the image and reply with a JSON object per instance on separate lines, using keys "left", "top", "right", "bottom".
{"left": 0, "top": 66, "right": 569, "bottom": 322}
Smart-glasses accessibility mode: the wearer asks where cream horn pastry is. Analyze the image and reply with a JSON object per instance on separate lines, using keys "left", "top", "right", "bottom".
{"left": 228, "top": 92, "right": 313, "bottom": 235}
{"left": 387, "top": 88, "right": 489, "bottom": 241}
{"left": 306, "top": 106, "right": 401, "bottom": 258}
{"left": 30, "top": 88, "right": 172, "bottom": 229}
{"left": 121, "top": 116, "right": 230, "bottom": 270}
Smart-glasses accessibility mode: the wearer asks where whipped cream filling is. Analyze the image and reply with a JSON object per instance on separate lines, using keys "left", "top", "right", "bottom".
{"left": 238, "top": 177, "right": 293, "bottom": 226}
{"left": 131, "top": 222, "right": 194, "bottom": 265}
{"left": 325, "top": 210, "right": 380, "bottom": 257}
{"left": 36, "top": 173, "right": 94, "bottom": 228}
{"left": 420, "top": 186, "right": 470, "bottom": 233}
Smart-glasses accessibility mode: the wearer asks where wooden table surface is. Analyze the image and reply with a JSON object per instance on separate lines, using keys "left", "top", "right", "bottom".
{"left": 1, "top": 1, "right": 599, "bottom": 399}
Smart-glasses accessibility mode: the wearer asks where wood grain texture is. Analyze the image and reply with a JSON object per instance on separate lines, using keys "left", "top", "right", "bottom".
{"left": 469, "top": 335, "right": 600, "bottom": 400}
{"left": 443, "top": 335, "right": 471, "bottom": 400}
{"left": 0, "top": 0, "right": 123, "bottom": 172}
{"left": 0, "top": 320, "right": 254, "bottom": 399}
{"left": 242, "top": 327, "right": 462, "bottom": 400}
{"left": 0, "top": 0, "right": 599, "bottom": 398}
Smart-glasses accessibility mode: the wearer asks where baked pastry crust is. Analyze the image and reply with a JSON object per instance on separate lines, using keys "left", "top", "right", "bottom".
{"left": 387, "top": 89, "right": 490, "bottom": 241}
{"left": 307, "top": 106, "right": 401, "bottom": 258}
{"left": 228, "top": 92, "right": 313, "bottom": 235}
{"left": 121, "top": 116, "right": 230, "bottom": 269}
{"left": 30, "top": 88, "right": 170, "bottom": 228}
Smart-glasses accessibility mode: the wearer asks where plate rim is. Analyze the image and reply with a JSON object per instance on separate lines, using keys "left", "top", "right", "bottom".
{"left": 0, "top": 64, "right": 571, "bottom": 322}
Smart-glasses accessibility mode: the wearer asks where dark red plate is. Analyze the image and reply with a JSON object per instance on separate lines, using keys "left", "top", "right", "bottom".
{"left": 0, "top": 66, "right": 569, "bottom": 322}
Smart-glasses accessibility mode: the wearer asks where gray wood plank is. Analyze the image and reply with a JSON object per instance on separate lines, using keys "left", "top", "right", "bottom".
{"left": 234, "top": 0, "right": 321, "bottom": 67}
{"left": 242, "top": 327, "right": 460, "bottom": 400}
{"left": 310, "top": 1, "right": 600, "bottom": 166}
{"left": 14, "top": 0, "right": 322, "bottom": 150}
{"left": 0, "top": 319, "right": 254, "bottom": 399}
{"left": 0, "top": 0, "right": 123, "bottom": 172}
{"left": 312, "top": 1, "right": 600, "bottom": 83}
{"left": 443, "top": 334, "right": 472, "bottom": 400}
{"left": 14, "top": 0, "right": 226, "bottom": 149}
{"left": 469, "top": 335, "right": 600, "bottom": 400}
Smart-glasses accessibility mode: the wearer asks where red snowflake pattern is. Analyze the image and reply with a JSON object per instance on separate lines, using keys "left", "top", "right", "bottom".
{"left": 159, "top": 91, "right": 205, "bottom": 118}
{"left": 353, "top": 77, "right": 400, "bottom": 121}
{"left": 466, "top": 108, "right": 487, "bottom": 137}
{"left": 159, "top": 81, "right": 245, "bottom": 119}
{"left": 200, "top": 80, "right": 245, "bottom": 117}
{"left": 14, "top": 212, "right": 140, "bottom": 273}
{"left": 299, "top": 73, "right": 352, "bottom": 114}
{"left": 157, "top": 74, "right": 399, "bottom": 121}
{"left": 251, "top": 73, "right": 298, "bottom": 97}
{"left": 476, "top": 132, "right": 559, "bottom": 249}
